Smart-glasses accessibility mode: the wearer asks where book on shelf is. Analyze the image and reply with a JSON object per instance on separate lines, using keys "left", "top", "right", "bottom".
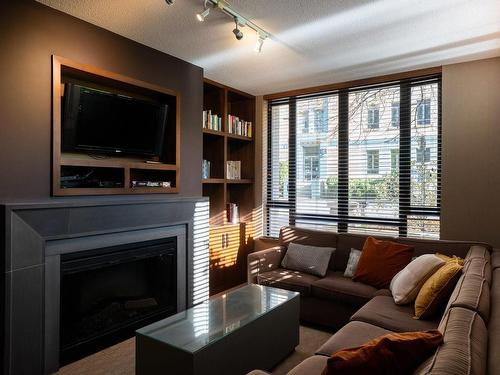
{"left": 202, "top": 110, "right": 222, "bottom": 131}
{"left": 227, "top": 114, "right": 252, "bottom": 138}
{"left": 226, "top": 160, "right": 241, "bottom": 180}
{"left": 226, "top": 203, "right": 239, "bottom": 224}
{"left": 202, "top": 159, "right": 210, "bottom": 179}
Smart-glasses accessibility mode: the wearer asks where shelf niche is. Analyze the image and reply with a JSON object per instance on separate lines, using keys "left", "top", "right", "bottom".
{"left": 202, "top": 78, "right": 256, "bottom": 295}
{"left": 52, "top": 56, "right": 180, "bottom": 196}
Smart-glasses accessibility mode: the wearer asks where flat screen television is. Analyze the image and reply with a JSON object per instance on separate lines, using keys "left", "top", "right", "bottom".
{"left": 62, "top": 83, "right": 168, "bottom": 157}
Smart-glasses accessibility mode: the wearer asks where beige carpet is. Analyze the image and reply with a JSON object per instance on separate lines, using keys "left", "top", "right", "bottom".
{"left": 57, "top": 325, "right": 331, "bottom": 375}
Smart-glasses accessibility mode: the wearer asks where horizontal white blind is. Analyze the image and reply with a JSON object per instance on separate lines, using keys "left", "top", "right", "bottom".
{"left": 265, "top": 76, "right": 441, "bottom": 238}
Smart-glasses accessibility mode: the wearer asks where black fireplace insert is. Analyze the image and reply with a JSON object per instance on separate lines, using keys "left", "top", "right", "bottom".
{"left": 60, "top": 237, "right": 177, "bottom": 365}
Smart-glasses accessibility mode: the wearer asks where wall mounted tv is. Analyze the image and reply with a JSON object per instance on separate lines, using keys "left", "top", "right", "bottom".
{"left": 62, "top": 83, "right": 168, "bottom": 157}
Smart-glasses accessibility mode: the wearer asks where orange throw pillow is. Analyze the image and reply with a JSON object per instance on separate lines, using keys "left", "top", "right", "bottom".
{"left": 321, "top": 330, "right": 443, "bottom": 375}
{"left": 353, "top": 237, "right": 414, "bottom": 288}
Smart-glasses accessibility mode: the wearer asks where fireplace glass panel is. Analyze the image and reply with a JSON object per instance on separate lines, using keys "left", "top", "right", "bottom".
{"left": 60, "top": 238, "right": 177, "bottom": 364}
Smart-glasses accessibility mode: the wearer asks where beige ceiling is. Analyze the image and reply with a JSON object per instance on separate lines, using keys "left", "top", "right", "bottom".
{"left": 37, "top": 0, "right": 500, "bottom": 95}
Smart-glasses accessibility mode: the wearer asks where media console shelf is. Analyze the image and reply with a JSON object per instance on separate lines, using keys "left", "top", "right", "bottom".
{"left": 52, "top": 55, "right": 180, "bottom": 196}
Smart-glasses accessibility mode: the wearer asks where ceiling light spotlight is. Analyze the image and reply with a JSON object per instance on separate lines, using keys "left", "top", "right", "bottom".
{"left": 165, "top": 0, "right": 175, "bottom": 4}
{"left": 255, "top": 35, "right": 265, "bottom": 53}
{"left": 196, "top": 8, "right": 210, "bottom": 21}
{"left": 232, "top": 18, "right": 244, "bottom": 40}
{"left": 196, "top": 0, "right": 210, "bottom": 21}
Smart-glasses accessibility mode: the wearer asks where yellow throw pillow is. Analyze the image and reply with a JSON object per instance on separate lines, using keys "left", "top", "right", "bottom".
{"left": 435, "top": 253, "right": 464, "bottom": 266}
{"left": 414, "top": 261, "right": 463, "bottom": 319}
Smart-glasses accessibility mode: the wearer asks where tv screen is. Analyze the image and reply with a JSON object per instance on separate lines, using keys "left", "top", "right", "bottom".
{"left": 62, "top": 84, "right": 168, "bottom": 157}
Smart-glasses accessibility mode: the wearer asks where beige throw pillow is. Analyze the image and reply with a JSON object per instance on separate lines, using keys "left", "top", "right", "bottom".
{"left": 390, "top": 254, "right": 445, "bottom": 305}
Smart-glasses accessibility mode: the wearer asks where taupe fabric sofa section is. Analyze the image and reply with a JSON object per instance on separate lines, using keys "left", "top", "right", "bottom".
{"left": 247, "top": 226, "right": 496, "bottom": 375}
{"left": 248, "top": 226, "right": 490, "bottom": 329}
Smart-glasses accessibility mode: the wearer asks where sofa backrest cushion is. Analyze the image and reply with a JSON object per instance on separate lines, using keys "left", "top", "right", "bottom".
{"left": 462, "top": 257, "right": 492, "bottom": 285}
{"left": 278, "top": 226, "right": 491, "bottom": 274}
{"left": 414, "top": 307, "right": 487, "bottom": 375}
{"left": 488, "top": 269, "right": 500, "bottom": 375}
{"left": 334, "top": 233, "right": 490, "bottom": 272}
{"left": 279, "top": 226, "right": 338, "bottom": 269}
{"left": 492, "top": 249, "right": 500, "bottom": 270}
{"left": 445, "top": 272, "right": 490, "bottom": 323}
{"left": 465, "top": 245, "right": 491, "bottom": 263}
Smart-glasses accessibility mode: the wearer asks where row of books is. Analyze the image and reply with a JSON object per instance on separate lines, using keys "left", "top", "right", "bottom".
{"left": 228, "top": 115, "right": 252, "bottom": 137}
{"left": 202, "top": 110, "right": 222, "bottom": 131}
{"left": 202, "top": 160, "right": 242, "bottom": 180}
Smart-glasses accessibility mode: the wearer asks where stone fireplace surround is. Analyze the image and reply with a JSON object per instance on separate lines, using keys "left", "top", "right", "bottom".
{"left": 1, "top": 196, "right": 209, "bottom": 375}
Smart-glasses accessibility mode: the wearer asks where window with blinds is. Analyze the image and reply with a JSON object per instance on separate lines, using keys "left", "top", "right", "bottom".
{"left": 265, "top": 75, "right": 441, "bottom": 238}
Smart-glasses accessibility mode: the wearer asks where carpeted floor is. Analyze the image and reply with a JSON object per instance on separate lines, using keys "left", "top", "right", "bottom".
{"left": 57, "top": 325, "right": 332, "bottom": 375}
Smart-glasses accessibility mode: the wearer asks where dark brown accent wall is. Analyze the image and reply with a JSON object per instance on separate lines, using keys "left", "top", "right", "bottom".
{"left": 0, "top": 1, "right": 203, "bottom": 201}
{"left": 441, "top": 56, "right": 500, "bottom": 247}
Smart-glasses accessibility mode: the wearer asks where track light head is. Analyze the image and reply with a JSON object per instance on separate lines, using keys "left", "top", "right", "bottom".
{"left": 255, "top": 35, "right": 265, "bottom": 53}
{"left": 165, "top": 0, "right": 175, "bottom": 4}
{"left": 233, "top": 18, "right": 243, "bottom": 40}
{"left": 196, "top": 7, "right": 210, "bottom": 22}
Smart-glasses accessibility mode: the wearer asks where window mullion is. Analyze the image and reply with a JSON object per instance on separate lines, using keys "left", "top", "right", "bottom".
{"left": 338, "top": 89, "right": 349, "bottom": 232}
{"left": 289, "top": 98, "right": 297, "bottom": 226}
{"left": 399, "top": 82, "right": 411, "bottom": 237}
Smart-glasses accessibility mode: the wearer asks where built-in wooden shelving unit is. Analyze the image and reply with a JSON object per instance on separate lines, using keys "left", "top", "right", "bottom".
{"left": 52, "top": 56, "right": 180, "bottom": 196}
{"left": 203, "top": 78, "right": 256, "bottom": 295}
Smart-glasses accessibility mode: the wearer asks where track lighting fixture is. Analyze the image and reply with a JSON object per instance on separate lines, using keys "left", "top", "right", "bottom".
{"left": 255, "top": 35, "right": 265, "bottom": 53}
{"left": 196, "top": 0, "right": 210, "bottom": 21}
{"left": 196, "top": 8, "right": 210, "bottom": 22}
{"left": 192, "top": 0, "right": 270, "bottom": 52}
{"left": 232, "top": 18, "right": 243, "bottom": 40}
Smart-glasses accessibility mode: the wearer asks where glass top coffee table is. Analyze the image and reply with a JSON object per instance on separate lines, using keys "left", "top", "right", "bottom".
{"left": 136, "top": 284, "right": 300, "bottom": 375}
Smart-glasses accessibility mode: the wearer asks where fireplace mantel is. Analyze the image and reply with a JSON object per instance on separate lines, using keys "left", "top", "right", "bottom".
{"left": 1, "top": 196, "right": 209, "bottom": 375}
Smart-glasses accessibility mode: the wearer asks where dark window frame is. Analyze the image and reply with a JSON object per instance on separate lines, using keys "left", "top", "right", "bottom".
{"left": 266, "top": 75, "right": 441, "bottom": 238}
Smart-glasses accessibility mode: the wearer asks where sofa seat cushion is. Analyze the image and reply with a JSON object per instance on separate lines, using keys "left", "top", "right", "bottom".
{"left": 350, "top": 296, "right": 439, "bottom": 332}
{"left": 287, "top": 355, "right": 328, "bottom": 375}
{"left": 414, "top": 307, "right": 487, "bottom": 375}
{"left": 311, "top": 271, "right": 378, "bottom": 306}
{"left": 257, "top": 268, "right": 320, "bottom": 296}
{"left": 316, "top": 321, "right": 392, "bottom": 356}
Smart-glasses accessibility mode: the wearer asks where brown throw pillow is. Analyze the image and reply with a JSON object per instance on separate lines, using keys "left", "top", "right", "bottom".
{"left": 321, "top": 330, "right": 443, "bottom": 375}
{"left": 353, "top": 237, "right": 414, "bottom": 288}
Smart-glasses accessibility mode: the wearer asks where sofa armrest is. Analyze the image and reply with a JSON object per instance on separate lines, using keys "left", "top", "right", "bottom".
{"left": 247, "top": 246, "right": 286, "bottom": 283}
{"left": 374, "top": 289, "right": 392, "bottom": 297}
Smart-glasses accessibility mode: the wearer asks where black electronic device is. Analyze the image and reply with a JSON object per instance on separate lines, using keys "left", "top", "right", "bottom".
{"left": 62, "top": 83, "right": 168, "bottom": 157}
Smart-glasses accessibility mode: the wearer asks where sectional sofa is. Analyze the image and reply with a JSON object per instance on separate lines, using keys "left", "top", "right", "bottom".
{"left": 247, "top": 226, "right": 500, "bottom": 374}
